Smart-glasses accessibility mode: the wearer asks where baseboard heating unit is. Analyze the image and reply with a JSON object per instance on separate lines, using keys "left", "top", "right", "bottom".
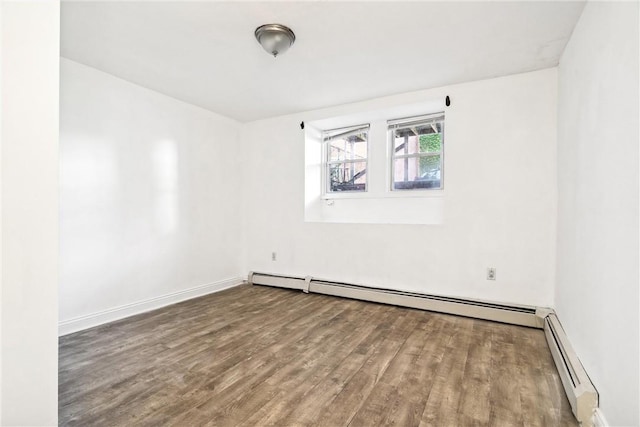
{"left": 248, "top": 271, "right": 599, "bottom": 426}
{"left": 544, "top": 313, "right": 599, "bottom": 427}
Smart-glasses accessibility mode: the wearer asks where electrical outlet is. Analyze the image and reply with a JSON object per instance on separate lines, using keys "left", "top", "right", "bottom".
{"left": 487, "top": 267, "right": 496, "bottom": 280}
{"left": 271, "top": 252, "right": 277, "bottom": 261}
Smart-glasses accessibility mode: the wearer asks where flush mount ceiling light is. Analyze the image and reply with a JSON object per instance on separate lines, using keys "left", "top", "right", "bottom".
{"left": 254, "top": 24, "right": 296, "bottom": 57}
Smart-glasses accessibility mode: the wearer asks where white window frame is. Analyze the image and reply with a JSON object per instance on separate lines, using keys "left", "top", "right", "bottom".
{"left": 322, "top": 124, "right": 370, "bottom": 195}
{"left": 388, "top": 112, "right": 445, "bottom": 192}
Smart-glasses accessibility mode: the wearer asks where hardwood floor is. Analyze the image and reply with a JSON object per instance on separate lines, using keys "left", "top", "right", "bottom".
{"left": 59, "top": 284, "right": 577, "bottom": 426}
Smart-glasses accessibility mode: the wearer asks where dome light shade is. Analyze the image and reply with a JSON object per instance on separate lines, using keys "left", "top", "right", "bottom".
{"left": 255, "top": 24, "right": 296, "bottom": 57}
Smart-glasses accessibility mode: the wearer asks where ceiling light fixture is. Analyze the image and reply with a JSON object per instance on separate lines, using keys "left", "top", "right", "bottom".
{"left": 254, "top": 24, "right": 296, "bottom": 57}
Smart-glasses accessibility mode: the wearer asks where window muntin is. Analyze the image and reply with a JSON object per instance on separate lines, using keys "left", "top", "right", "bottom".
{"left": 323, "top": 124, "right": 369, "bottom": 193}
{"left": 389, "top": 113, "right": 444, "bottom": 191}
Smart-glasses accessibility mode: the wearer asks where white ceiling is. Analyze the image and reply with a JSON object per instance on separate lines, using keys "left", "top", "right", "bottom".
{"left": 61, "top": 1, "right": 585, "bottom": 122}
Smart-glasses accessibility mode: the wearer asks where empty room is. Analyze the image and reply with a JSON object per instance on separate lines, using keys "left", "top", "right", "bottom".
{"left": 1, "top": 1, "right": 638, "bottom": 426}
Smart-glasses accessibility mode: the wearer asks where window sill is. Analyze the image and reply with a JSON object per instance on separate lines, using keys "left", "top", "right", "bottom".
{"left": 322, "top": 189, "right": 445, "bottom": 200}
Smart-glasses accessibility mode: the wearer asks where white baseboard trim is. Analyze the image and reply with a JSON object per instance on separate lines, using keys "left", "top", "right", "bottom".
{"left": 59, "top": 277, "right": 245, "bottom": 336}
{"left": 592, "top": 408, "right": 609, "bottom": 427}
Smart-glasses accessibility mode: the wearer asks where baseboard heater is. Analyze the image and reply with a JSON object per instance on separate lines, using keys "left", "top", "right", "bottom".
{"left": 248, "top": 271, "right": 544, "bottom": 328}
{"left": 248, "top": 271, "right": 599, "bottom": 425}
{"left": 544, "top": 313, "right": 598, "bottom": 427}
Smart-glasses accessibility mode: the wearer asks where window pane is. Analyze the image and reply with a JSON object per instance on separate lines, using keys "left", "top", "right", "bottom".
{"left": 419, "top": 133, "right": 441, "bottom": 153}
{"left": 393, "top": 155, "right": 441, "bottom": 190}
{"left": 328, "top": 139, "right": 346, "bottom": 161}
{"left": 328, "top": 133, "right": 368, "bottom": 162}
{"left": 393, "top": 128, "right": 442, "bottom": 155}
{"left": 328, "top": 161, "right": 367, "bottom": 192}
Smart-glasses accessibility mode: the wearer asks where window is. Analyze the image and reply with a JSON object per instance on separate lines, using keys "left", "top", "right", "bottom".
{"left": 389, "top": 113, "right": 444, "bottom": 190}
{"left": 323, "top": 124, "right": 369, "bottom": 193}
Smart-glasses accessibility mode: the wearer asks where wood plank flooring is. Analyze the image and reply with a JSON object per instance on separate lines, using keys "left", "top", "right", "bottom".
{"left": 59, "top": 284, "right": 577, "bottom": 426}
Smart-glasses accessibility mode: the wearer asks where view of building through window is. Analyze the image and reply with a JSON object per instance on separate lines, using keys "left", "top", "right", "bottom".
{"left": 391, "top": 115, "right": 444, "bottom": 190}
{"left": 321, "top": 114, "right": 443, "bottom": 195}
{"left": 324, "top": 125, "right": 369, "bottom": 192}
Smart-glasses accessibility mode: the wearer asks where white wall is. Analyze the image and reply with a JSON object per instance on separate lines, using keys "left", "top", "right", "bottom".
{"left": 556, "top": 2, "right": 639, "bottom": 425}
{"left": 242, "top": 69, "right": 558, "bottom": 307}
{"left": 1, "top": 2, "right": 4, "bottom": 421}
{"left": 1, "top": 1, "right": 60, "bottom": 425}
{"left": 59, "top": 59, "right": 244, "bottom": 334}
